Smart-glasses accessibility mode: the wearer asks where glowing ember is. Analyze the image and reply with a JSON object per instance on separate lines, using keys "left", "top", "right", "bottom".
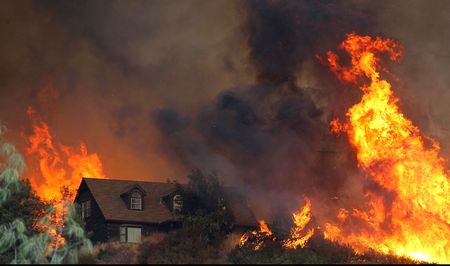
{"left": 239, "top": 220, "right": 275, "bottom": 250}
{"left": 283, "top": 197, "right": 314, "bottom": 249}
{"left": 325, "top": 33, "right": 450, "bottom": 263}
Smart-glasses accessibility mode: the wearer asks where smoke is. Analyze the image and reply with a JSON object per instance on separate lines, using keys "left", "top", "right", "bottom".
{"left": 0, "top": 0, "right": 250, "bottom": 181}
{"left": 1, "top": 0, "right": 450, "bottom": 220}
{"left": 374, "top": 0, "right": 450, "bottom": 160}
{"left": 151, "top": 0, "right": 383, "bottom": 219}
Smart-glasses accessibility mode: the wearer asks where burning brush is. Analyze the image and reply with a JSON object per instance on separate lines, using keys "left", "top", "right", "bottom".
{"left": 239, "top": 197, "right": 315, "bottom": 251}
{"left": 239, "top": 220, "right": 276, "bottom": 251}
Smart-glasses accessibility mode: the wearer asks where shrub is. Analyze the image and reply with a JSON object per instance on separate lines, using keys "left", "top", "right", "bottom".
{"left": 79, "top": 241, "right": 139, "bottom": 264}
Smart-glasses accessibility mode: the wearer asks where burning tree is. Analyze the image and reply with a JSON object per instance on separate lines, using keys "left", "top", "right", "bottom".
{"left": 0, "top": 123, "right": 93, "bottom": 264}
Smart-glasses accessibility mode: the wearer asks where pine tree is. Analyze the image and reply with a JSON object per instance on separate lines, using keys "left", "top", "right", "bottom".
{"left": 0, "top": 123, "right": 93, "bottom": 264}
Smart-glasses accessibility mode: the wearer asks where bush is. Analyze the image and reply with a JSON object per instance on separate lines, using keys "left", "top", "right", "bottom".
{"left": 136, "top": 169, "right": 234, "bottom": 264}
{"left": 137, "top": 230, "right": 223, "bottom": 264}
{"left": 79, "top": 241, "right": 139, "bottom": 264}
{"left": 227, "top": 233, "right": 424, "bottom": 264}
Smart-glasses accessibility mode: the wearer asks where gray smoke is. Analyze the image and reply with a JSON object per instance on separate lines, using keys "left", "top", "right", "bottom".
{"left": 1, "top": 0, "right": 450, "bottom": 220}
{"left": 151, "top": 0, "right": 381, "bottom": 218}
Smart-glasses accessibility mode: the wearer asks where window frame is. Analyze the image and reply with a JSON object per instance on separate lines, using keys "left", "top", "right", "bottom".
{"left": 172, "top": 194, "right": 183, "bottom": 213}
{"left": 120, "top": 226, "right": 127, "bottom": 242}
{"left": 119, "top": 225, "right": 142, "bottom": 243}
{"left": 130, "top": 192, "right": 142, "bottom": 210}
{"left": 81, "top": 200, "right": 91, "bottom": 219}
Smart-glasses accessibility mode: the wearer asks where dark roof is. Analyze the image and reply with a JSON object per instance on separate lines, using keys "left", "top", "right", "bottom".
{"left": 81, "top": 178, "right": 178, "bottom": 224}
{"left": 77, "top": 177, "right": 258, "bottom": 227}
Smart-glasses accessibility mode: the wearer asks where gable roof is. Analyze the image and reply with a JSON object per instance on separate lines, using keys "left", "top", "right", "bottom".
{"left": 79, "top": 178, "right": 178, "bottom": 224}
{"left": 77, "top": 177, "right": 258, "bottom": 227}
{"left": 120, "top": 184, "right": 147, "bottom": 197}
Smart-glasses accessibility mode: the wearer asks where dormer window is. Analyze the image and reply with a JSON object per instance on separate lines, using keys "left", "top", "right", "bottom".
{"left": 130, "top": 192, "right": 142, "bottom": 210}
{"left": 120, "top": 184, "right": 146, "bottom": 211}
{"left": 172, "top": 194, "right": 183, "bottom": 213}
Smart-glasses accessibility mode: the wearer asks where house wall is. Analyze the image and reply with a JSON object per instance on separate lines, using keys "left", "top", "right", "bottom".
{"left": 106, "top": 221, "right": 163, "bottom": 242}
{"left": 74, "top": 179, "right": 258, "bottom": 244}
{"left": 75, "top": 186, "right": 108, "bottom": 243}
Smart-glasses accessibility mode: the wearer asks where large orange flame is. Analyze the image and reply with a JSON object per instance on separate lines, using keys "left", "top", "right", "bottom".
{"left": 283, "top": 197, "right": 314, "bottom": 249}
{"left": 25, "top": 106, "right": 105, "bottom": 202}
{"left": 25, "top": 105, "right": 105, "bottom": 248}
{"left": 325, "top": 33, "right": 450, "bottom": 263}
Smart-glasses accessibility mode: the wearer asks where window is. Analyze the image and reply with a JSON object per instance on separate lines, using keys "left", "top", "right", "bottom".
{"left": 120, "top": 226, "right": 126, "bottom": 242}
{"left": 130, "top": 192, "right": 142, "bottom": 210}
{"left": 172, "top": 194, "right": 183, "bottom": 213}
{"left": 81, "top": 200, "right": 91, "bottom": 219}
{"left": 119, "top": 226, "right": 142, "bottom": 243}
{"left": 127, "top": 227, "right": 142, "bottom": 243}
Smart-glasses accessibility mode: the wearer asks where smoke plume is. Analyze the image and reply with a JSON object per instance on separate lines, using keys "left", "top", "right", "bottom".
{"left": 1, "top": 0, "right": 450, "bottom": 220}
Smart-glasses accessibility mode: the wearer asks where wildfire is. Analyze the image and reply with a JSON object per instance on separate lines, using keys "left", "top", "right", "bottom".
{"left": 26, "top": 106, "right": 105, "bottom": 202}
{"left": 239, "top": 198, "right": 314, "bottom": 250}
{"left": 283, "top": 197, "right": 314, "bottom": 249}
{"left": 239, "top": 220, "right": 275, "bottom": 250}
{"left": 325, "top": 33, "right": 450, "bottom": 263}
{"left": 25, "top": 103, "right": 105, "bottom": 248}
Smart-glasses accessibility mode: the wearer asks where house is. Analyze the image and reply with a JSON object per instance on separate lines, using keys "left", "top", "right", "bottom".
{"left": 74, "top": 177, "right": 258, "bottom": 244}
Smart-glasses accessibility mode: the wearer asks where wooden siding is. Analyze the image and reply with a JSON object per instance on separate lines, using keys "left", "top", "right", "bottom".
{"left": 75, "top": 183, "right": 108, "bottom": 243}
{"left": 106, "top": 221, "right": 162, "bottom": 242}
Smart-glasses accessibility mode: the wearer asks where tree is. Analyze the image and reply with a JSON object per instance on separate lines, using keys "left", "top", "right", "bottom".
{"left": 0, "top": 178, "right": 49, "bottom": 234}
{"left": 181, "top": 169, "right": 234, "bottom": 243}
{"left": 138, "top": 169, "right": 234, "bottom": 263}
{"left": 0, "top": 123, "right": 92, "bottom": 264}
{"left": 183, "top": 169, "right": 225, "bottom": 212}
{"left": 47, "top": 201, "right": 93, "bottom": 264}
{"left": 0, "top": 126, "right": 50, "bottom": 263}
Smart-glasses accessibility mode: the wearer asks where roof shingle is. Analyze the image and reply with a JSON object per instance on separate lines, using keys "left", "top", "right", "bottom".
{"left": 83, "top": 178, "right": 178, "bottom": 223}
{"left": 79, "top": 177, "right": 257, "bottom": 227}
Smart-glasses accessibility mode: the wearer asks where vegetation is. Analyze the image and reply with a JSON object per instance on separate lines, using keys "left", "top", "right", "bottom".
{"left": 0, "top": 123, "right": 428, "bottom": 265}
{"left": 0, "top": 124, "right": 92, "bottom": 264}
{"left": 79, "top": 241, "right": 140, "bottom": 264}
{"left": 137, "top": 169, "right": 234, "bottom": 264}
{"left": 228, "top": 233, "right": 423, "bottom": 264}
{"left": 0, "top": 179, "right": 49, "bottom": 235}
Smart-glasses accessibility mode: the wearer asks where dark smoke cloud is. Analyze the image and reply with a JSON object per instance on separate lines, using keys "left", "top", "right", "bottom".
{"left": 151, "top": 0, "right": 383, "bottom": 218}
{"left": 0, "top": 0, "right": 250, "bottom": 181}
{"left": 1, "top": 0, "right": 450, "bottom": 220}
{"left": 245, "top": 0, "right": 378, "bottom": 84}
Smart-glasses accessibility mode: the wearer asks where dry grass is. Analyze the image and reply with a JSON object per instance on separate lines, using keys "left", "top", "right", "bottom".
{"left": 79, "top": 241, "right": 139, "bottom": 264}
{"left": 79, "top": 233, "right": 168, "bottom": 264}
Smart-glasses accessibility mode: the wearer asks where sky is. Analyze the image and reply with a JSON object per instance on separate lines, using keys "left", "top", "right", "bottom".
{"left": 1, "top": 0, "right": 450, "bottom": 218}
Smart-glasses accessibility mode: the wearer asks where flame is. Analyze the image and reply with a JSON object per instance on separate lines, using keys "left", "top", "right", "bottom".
{"left": 325, "top": 33, "right": 450, "bottom": 263}
{"left": 25, "top": 104, "right": 105, "bottom": 248}
{"left": 283, "top": 197, "right": 314, "bottom": 249}
{"left": 258, "top": 220, "right": 273, "bottom": 236}
{"left": 329, "top": 118, "right": 344, "bottom": 135}
{"left": 239, "top": 198, "right": 314, "bottom": 250}
{"left": 25, "top": 106, "right": 105, "bottom": 202}
{"left": 239, "top": 220, "right": 274, "bottom": 250}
